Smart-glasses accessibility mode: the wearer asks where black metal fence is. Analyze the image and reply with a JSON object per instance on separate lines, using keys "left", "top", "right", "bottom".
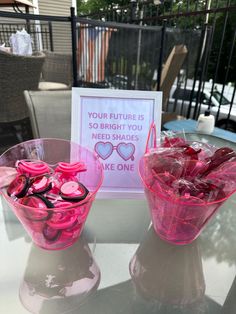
{"left": 0, "top": 21, "right": 53, "bottom": 51}
{"left": 0, "top": 1, "right": 236, "bottom": 131}
{"left": 80, "top": 0, "right": 236, "bottom": 130}
{"left": 76, "top": 18, "right": 165, "bottom": 90}
{"left": 76, "top": 18, "right": 202, "bottom": 91}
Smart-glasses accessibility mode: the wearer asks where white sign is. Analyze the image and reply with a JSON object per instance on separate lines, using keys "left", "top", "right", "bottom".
{"left": 71, "top": 88, "right": 162, "bottom": 198}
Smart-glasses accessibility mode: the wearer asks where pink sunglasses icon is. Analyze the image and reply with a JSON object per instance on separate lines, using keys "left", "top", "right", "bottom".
{"left": 94, "top": 141, "right": 135, "bottom": 161}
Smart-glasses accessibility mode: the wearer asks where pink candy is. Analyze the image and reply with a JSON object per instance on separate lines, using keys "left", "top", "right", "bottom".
{"left": 141, "top": 135, "right": 236, "bottom": 244}
{"left": 7, "top": 159, "right": 90, "bottom": 245}
{"left": 8, "top": 160, "right": 89, "bottom": 205}
{"left": 146, "top": 138, "right": 236, "bottom": 203}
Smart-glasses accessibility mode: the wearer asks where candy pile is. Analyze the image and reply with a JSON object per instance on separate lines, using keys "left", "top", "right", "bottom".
{"left": 145, "top": 137, "right": 236, "bottom": 203}
{"left": 6, "top": 160, "right": 90, "bottom": 245}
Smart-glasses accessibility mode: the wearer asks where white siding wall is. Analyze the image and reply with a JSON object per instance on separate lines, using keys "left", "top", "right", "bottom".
{"left": 0, "top": 1, "right": 74, "bottom": 53}
{"left": 38, "top": 0, "right": 72, "bottom": 16}
{"left": 38, "top": 0, "right": 73, "bottom": 53}
{"left": 0, "top": 4, "right": 33, "bottom": 20}
{"left": 0, "top": 5, "right": 33, "bottom": 13}
{"left": 0, "top": 6, "right": 34, "bottom": 46}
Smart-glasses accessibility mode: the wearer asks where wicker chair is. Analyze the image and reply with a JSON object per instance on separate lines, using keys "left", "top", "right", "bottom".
{"left": 38, "top": 50, "right": 72, "bottom": 90}
{"left": 0, "top": 50, "right": 45, "bottom": 145}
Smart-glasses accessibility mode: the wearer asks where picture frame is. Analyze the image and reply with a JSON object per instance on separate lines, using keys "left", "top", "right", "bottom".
{"left": 71, "top": 88, "right": 162, "bottom": 198}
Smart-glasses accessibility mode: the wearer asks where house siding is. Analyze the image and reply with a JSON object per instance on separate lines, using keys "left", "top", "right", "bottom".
{"left": 0, "top": 5, "right": 33, "bottom": 23}
{"left": 0, "top": 6, "right": 34, "bottom": 46}
{"left": 0, "top": 1, "right": 73, "bottom": 53}
{"left": 38, "top": 0, "right": 72, "bottom": 54}
{"left": 39, "top": 0, "right": 72, "bottom": 16}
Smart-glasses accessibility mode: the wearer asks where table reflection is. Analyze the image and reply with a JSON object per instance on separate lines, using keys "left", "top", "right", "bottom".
{"left": 199, "top": 194, "right": 236, "bottom": 266}
{"left": 130, "top": 226, "right": 206, "bottom": 312}
{"left": 19, "top": 236, "right": 100, "bottom": 314}
{"left": 2, "top": 196, "right": 26, "bottom": 241}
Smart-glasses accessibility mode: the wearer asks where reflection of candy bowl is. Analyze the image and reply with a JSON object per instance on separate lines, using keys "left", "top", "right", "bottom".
{"left": 129, "top": 226, "right": 205, "bottom": 306}
{"left": 139, "top": 124, "right": 236, "bottom": 245}
{"left": 19, "top": 236, "right": 100, "bottom": 314}
{"left": 0, "top": 139, "right": 103, "bottom": 250}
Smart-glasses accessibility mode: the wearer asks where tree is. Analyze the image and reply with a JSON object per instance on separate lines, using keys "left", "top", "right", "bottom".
{"left": 76, "top": 0, "right": 236, "bottom": 84}
{"left": 207, "top": 7, "right": 236, "bottom": 83}
{"left": 77, "top": 0, "right": 128, "bottom": 15}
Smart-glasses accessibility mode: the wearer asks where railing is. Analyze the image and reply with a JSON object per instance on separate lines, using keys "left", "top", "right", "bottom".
{"left": 0, "top": 3, "right": 235, "bottom": 131}
{"left": 76, "top": 18, "right": 165, "bottom": 91}
{"left": 0, "top": 9, "right": 76, "bottom": 84}
{"left": 0, "top": 21, "right": 53, "bottom": 51}
{"left": 80, "top": 0, "right": 236, "bottom": 131}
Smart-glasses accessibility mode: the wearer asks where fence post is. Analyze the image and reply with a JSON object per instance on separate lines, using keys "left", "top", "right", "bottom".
{"left": 193, "top": 24, "right": 213, "bottom": 120}
{"left": 25, "top": 5, "right": 31, "bottom": 35}
{"left": 48, "top": 21, "right": 54, "bottom": 51}
{"left": 70, "top": 7, "right": 78, "bottom": 87}
{"left": 156, "top": 19, "right": 166, "bottom": 91}
{"left": 130, "top": 0, "right": 137, "bottom": 23}
{"left": 186, "top": 24, "right": 206, "bottom": 119}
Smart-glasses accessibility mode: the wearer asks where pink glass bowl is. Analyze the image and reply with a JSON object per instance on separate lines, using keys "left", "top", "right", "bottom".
{"left": 139, "top": 141, "right": 236, "bottom": 245}
{"left": 0, "top": 139, "right": 103, "bottom": 250}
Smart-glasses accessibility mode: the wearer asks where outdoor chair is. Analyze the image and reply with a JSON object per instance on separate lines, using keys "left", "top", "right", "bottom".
{"left": 160, "top": 45, "right": 188, "bottom": 109}
{"left": 38, "top": 50, "right": 73, "bottom": 91}
{"left": 0, "top": 50, "right": 45, "bottom": 143}
{"left": 24, "top": 90, "right": 71, "bottom": 139}
{"left": 152, "top": 45, "right": 188, "bottom": 127}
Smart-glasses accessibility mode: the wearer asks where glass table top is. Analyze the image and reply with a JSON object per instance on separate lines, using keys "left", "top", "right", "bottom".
{"left": 1, "top": 134, "right": 236, "bottom": 314}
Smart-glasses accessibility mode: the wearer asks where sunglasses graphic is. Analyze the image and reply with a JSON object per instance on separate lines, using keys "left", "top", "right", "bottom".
{"left": 94, "top": 142, "right": 135, "bottom": 161}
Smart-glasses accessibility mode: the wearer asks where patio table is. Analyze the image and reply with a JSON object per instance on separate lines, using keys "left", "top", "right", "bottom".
{"left": 0, "top": 133, "right": 236, "bottom": 314}
{"left": 163, "top": 119, "right": 236, "bottom": 143}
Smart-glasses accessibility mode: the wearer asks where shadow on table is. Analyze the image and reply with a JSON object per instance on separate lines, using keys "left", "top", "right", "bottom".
{"left": 69, "top": 227, "right": 222, "bottom": 314}
{"left": 73, "top": 283, "right": 220, "bottom": 314}
{"left": 19, "top": 235, "right": 100, "bottom": 314}
{"left": 221, "top": 275, "right": 236, "bottom": 314}
{"left": 19, "top": 222, "right": 234, "bottom": 314}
